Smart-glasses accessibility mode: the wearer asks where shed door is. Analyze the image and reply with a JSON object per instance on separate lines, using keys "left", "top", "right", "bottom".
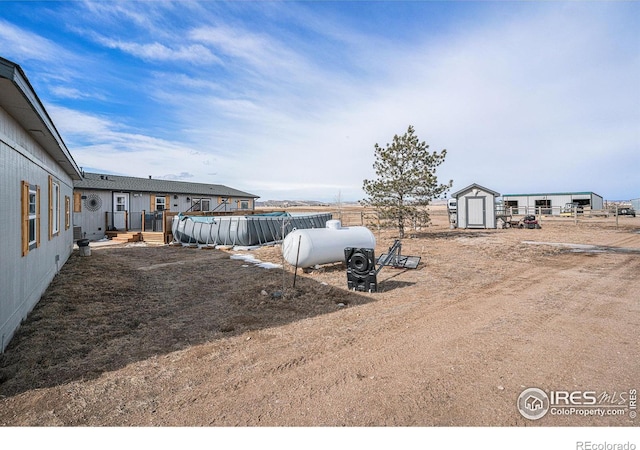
{"left": 467, "top": 197, "right": 486, "bottom": 228}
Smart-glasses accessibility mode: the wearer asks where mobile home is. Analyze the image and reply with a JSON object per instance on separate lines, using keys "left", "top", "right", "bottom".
{"left": 0, "top": 57, "right": 82, "bottom": 352}
{"left": 73, "top": 172, "right": 259, "bottom": 240}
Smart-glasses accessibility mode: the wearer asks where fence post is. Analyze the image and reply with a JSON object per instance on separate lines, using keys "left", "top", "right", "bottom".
{"left": 539, "top": 207, "right": 543, "bottom": 225}
{"left": 574, "top": 205, "right": 578, "bottom": 225}
{"left": 616, "top": 204, "right": 619, "bottom": 229}
{"left": 142, "top": 210, "right": 146, "bottom": 231}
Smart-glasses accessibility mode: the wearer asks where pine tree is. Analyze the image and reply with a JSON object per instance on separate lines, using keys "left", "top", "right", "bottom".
{"left": 362, "top": 125, "right": 452, "bottom": 238}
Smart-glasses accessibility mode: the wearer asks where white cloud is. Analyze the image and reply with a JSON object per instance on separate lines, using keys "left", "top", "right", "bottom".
{"left": 96, "top": 37, "right": 222, "bottom": 65}
{"left": 0, "top": 19, "right": 65, "bottom": 62}
{"left": 12, "top": 2, "right": 636, "bottom": 202}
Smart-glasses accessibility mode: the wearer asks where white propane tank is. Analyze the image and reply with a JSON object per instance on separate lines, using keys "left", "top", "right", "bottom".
{"left": 282, "top": 220, "right": 376, "bottom": 268}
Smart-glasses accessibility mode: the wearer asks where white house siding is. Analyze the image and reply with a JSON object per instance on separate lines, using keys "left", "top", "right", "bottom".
{"left": 0, "top": 107, "right": 75, "bottom": 353}
{"left": 72, "top": 189, "right": 112, "bottom": 240}
{"left": 74, "top": 188, "right": 256, "bottom": 239}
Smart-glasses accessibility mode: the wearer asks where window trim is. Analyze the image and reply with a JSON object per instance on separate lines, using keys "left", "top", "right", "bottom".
{"left": 22, "top": 181, "right": 40, "bottom": 256}
{"left": 73, "top": 192, "right": 82, "bottom": 212}
{"left": 49, "top": 176, "right": 61, "bottom": 239}
{"left": 65, "top": 195, "right": 71, "bottom": 230}
{"left": 191, "top": 198, "right": 211, "bottom": 212}
{"left": 155, "top": 196, "right": 166, "bottom": 212}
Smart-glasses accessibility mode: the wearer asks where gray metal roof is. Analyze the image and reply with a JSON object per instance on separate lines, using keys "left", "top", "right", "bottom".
{"left": 74, "top": 172, "right": 259, "bottom": 198}
{"left": 0, "top": 56, "right": 82, "bottom": 180}
{"left": 503, "top": 192, "right": 602, "bottom": 198}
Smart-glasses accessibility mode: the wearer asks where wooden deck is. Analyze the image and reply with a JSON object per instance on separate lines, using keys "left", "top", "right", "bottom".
{"left": 105, "top": 231, "right": 167, "bottom": 245}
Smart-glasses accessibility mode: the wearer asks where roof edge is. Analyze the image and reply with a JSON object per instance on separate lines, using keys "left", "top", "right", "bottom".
{"left": 0, "top": 56, "right": 82, "bottom": 180}
{"left": 503, "top": 192, "right": 602, "bottom": 198}
{"left": 451, "top": 183, "right": 501, "bottom": 198}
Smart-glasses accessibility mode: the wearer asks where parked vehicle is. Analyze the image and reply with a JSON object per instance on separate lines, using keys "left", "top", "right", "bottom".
{"left": 520, "top": 215, "right": 541, "bottom": 229}
{"left": 560, "top": 203, "right": 583, "bottom": 216}
{"left": 618, "top": 207, "right": 636, "bottom": 217}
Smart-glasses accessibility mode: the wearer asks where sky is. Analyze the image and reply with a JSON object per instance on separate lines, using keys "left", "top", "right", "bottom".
{"left": 1, "top": 0, "right": 638, "bottom": 202}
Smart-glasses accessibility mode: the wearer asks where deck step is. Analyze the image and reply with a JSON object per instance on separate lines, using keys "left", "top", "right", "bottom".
{"left": 141, "top": 233, "right": 166, "bottom": 245}
{"left": 109, "top": 232, "right": 142, "bottom": 243}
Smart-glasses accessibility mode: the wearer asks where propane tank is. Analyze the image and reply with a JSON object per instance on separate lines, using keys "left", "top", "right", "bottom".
{"left": 282, "top": 220, "right": 376, "bottom": 268}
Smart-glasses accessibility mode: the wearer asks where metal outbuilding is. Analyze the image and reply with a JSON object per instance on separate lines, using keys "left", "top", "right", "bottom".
{"left": 451, "top": 183, "right": 501, "bottom": 229}
{"left": 502, "top": 192, "right": 604, "bottom": 215}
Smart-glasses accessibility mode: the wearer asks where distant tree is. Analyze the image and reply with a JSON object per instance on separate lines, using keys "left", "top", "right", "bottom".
{"left": 362, "top": 125, "right": 452, "bottom": 238}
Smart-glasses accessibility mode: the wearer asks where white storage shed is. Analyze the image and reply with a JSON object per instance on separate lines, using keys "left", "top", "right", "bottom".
{"left": 451, "top": 183, "right": 501, "bottom": 229}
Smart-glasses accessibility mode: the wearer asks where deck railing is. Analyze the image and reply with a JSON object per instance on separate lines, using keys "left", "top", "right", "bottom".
{"left": 105, "top": 210, "right": 166, "bottom": 232}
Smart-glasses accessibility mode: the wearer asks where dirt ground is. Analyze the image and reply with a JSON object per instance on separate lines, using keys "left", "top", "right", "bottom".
{"left": 0, "top": 208, "right": 638, "bottom": 426}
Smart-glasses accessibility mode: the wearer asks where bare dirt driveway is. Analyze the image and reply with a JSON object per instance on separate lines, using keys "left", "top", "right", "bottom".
{"left": 0, "top": 212, "right": 638, "bottom": 427}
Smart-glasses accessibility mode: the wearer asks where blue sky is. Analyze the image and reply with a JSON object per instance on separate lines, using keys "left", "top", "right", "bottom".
{"left": 1, "top": 1, "right": 638, "bottom": 202}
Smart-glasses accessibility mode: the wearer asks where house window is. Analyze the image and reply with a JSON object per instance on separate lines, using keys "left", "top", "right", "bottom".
{"left": 73, "top": 192, "right": 82, "bottom": 212}
{"left": 115, "top": 195, "right": 126, "bottom": 212}
{"left": 240, "top": 201, "right": 249, "bottom": 210}
{"left": 191, "top": 198, "right": 211, "bottom": 212}
{"left": 49, "top": 176, "right": 60, "bottom": 238}
{"left": 28, "top": 186, "right": 37, "bottom": 246}
{"left": 155, "top": 196, "right": 166, "bottom": 211}
{"left": 22, "top": 181, "right": 40, "bottom": 256}
{"left": 65, "top": 196, "right": 71, "bottom": 230}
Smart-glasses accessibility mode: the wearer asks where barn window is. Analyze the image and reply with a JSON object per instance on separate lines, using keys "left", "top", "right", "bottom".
{"left": 240, "top": 200, "right": 249, "bottom": 210}
{"left": 504, "top": 200, "right": 518, "bottom": 214}
{"left": 535, "top": 200, "right": 551, "bottom": 215}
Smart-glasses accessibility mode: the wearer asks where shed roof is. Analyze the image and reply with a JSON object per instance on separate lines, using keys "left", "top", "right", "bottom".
{"left": 451, "top": 183, "right": 501, "bottom": 199}
{"left": 0, "top": 56, "right": 82, "bottom": 180}
{"left": 74, "top": 172, "right": 259, "bottom": 198}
